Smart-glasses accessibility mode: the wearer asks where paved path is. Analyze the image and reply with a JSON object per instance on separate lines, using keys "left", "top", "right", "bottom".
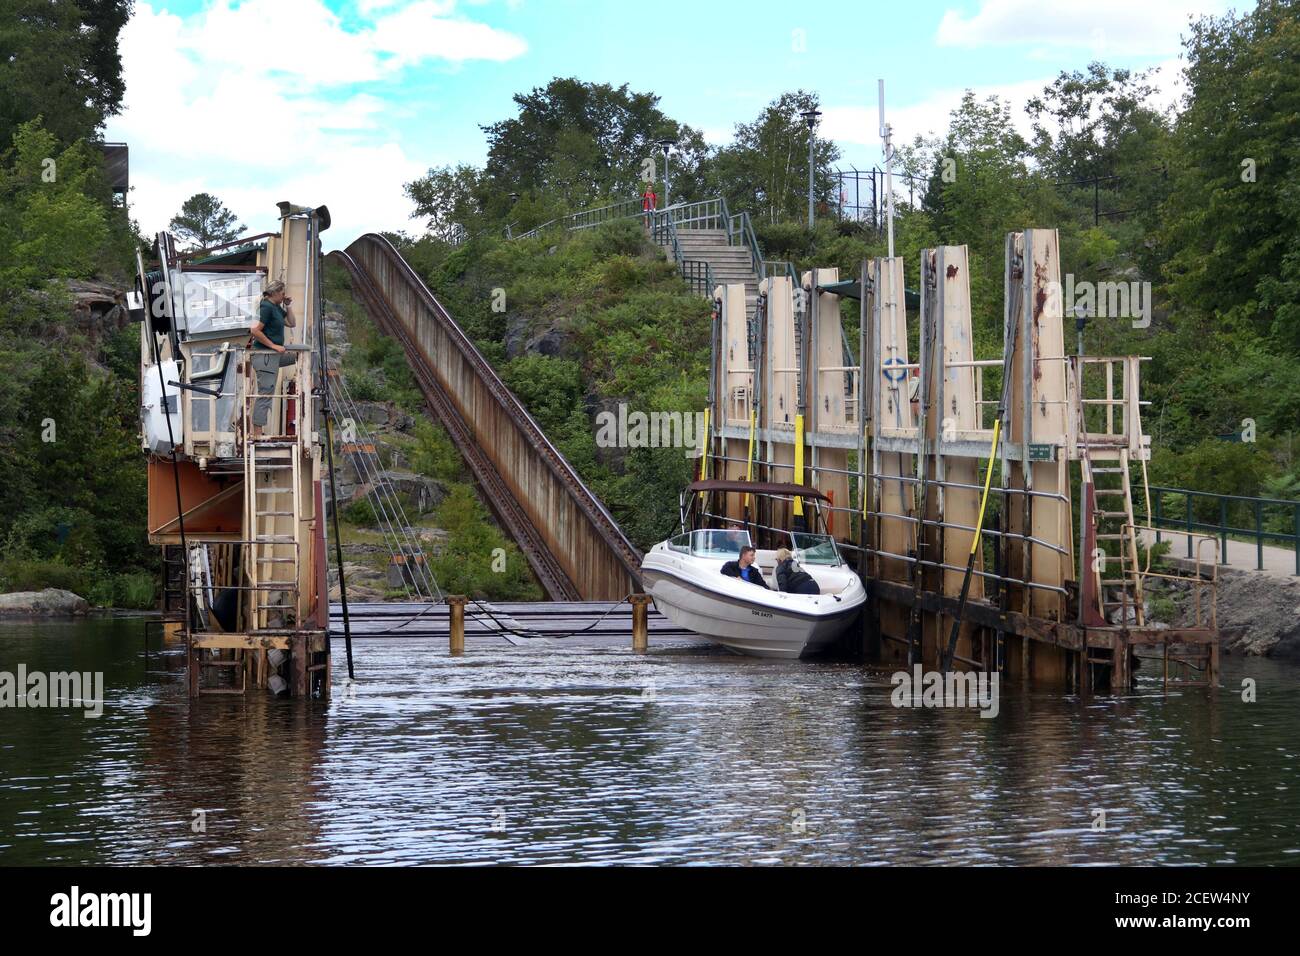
{"left": 1138, "top": 529, "right": 1299, "bottom": 578}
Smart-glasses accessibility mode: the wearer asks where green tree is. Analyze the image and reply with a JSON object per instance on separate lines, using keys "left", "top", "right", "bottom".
{"left": 169, "top": 192, "right": 245, "bottom": 249}
{"left": 0, "top": 121, "right": 112, "bottom": 292}
{"left": 707, "top": 90, "right": 840, "bottom": 225}
{"left": 480, "top": 77, "right": 708, "bottom": 209}
{"left": 1160, "top": 0, "right": 1300, "bottom": 351}
{"left": 0, "top": 0, "right": 133, "bottom": 147}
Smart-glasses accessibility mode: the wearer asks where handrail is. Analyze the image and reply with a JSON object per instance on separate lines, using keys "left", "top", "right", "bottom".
{"left": 654, "top": 207, "right": 717, "bottom": 297}
{"left": 763, "top": 260, "right": 798, "bottom": 284}
{"left": 1148, "top": 485, "right": 1300, "bottom": 574}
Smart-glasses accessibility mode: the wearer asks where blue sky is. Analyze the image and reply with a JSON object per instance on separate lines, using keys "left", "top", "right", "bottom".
{"left": 107, "top": 0, "right": 1232, "bottom": 248}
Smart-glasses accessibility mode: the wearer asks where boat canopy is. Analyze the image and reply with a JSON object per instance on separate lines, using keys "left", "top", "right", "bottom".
{"left": 685, "top": 479, "right": 829, "bottom": 501}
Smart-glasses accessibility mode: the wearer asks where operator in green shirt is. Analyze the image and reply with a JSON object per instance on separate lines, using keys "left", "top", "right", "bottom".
{"left": 249, "top": 279, "right": 297, "bottom": 437}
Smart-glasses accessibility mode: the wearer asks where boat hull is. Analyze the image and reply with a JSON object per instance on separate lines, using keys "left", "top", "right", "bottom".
{"left": 640, "top": 560, "right": 864, "bottom": 659}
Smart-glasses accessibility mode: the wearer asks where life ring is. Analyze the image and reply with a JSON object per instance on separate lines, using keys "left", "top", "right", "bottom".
{"left": 882, "top": 357, "right": 908, "bottom": 382}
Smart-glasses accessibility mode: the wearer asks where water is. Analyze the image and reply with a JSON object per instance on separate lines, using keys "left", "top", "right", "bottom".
{"left": 0, "top": 615, "right": 1297, "bottom": 865}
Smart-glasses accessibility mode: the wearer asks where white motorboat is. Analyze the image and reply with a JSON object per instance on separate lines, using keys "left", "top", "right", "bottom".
{"left": 640, "top": 481, "right": 866, "bottom": 659}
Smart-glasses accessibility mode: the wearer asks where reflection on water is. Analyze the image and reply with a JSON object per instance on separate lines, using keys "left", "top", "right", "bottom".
{"left": 0, "top": 616, "right": 1297, "bottom": 865}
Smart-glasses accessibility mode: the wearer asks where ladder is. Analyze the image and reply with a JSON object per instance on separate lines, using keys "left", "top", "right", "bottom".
{"left": 1083, "top": 446, "right": 1144, "bottom": 627}
{"left": 246, "top": 438, "right": 302, "bottom": 632}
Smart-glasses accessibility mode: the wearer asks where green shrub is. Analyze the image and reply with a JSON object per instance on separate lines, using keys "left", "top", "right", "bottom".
{"left": 343, "top": 498, "right": 377, "bottom": 526}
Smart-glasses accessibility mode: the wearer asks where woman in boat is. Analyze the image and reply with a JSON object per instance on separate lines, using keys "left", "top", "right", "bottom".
{"left": 774, "top": 548, "right": 820, "bottom": 595}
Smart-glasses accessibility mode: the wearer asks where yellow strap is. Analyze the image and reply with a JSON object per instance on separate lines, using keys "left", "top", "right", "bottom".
{"left": 793, "top": 413, "right": 805, "bottom": 517}
{"left": 969, "top": 418, "right": 1002, "bottom": 555}
{"left": 743, "top": 408, "right": 756, "bottom": 509}
{"left": 697, "top": 407, "right": 711, "bottom": 502}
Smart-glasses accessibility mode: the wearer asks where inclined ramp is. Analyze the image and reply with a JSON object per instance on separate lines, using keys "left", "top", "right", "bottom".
{"left": 328, "top": 235, "right": 642, "bottom": 602}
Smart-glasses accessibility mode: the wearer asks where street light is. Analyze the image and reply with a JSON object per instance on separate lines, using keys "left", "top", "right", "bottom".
{"left": 658, "top": 138, "right": 676, "bottom": 208}
{"left": 800, "top": 108, "right": 822, "bottom": 230}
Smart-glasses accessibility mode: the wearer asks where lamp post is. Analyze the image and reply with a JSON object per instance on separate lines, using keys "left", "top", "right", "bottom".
{"left": 800, "top": 108, "right": 822, "bottom": 230}
{"left": 658, "top": 138, "right": 676, "bottom": 208}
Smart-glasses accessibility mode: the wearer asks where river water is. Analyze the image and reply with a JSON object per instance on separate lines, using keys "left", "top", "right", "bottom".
{"left": 0, "top": 615, "right": 1296, "bottom": 865}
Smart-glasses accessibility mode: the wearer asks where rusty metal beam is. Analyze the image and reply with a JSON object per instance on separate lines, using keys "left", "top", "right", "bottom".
{"left": 330, "top": 249, "right": 585, "bottom": 601}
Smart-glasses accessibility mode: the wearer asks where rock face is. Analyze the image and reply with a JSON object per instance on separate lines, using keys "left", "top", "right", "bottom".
{"left": 1165, "top": 568, "right": 1300, "bottom": 658}
{"left": 0, "top": 589, "right": 91, "bottom": 616}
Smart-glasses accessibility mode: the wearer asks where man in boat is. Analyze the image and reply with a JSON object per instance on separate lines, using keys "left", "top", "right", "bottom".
{"left": 774, "top": 548, "right": 820, "bottom": 595}
{"left": 721, "top": 546, "right": 769, "bottom": 588}
{"left": 248, "top": 279, "right": 297, "bottom": 437}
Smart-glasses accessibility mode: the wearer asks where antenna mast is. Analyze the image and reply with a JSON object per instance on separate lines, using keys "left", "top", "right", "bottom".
{"left": 878, "top": 79, "right": 895, "bottom": 259}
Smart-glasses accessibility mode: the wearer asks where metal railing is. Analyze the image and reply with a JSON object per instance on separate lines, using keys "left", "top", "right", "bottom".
{"left": 1149, "top": 486, "right": 1300, "bottom": 574}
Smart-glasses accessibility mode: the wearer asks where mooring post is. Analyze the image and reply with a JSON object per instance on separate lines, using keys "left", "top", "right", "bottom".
{"left": 630, "top": 594, "right": 650, "bottom": 653}
{"left": 448, "top": 595, "right": 467, "bottom": 655}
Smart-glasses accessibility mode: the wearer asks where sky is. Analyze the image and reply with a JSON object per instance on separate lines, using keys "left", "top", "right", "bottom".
{"left": 105, "top": 0, "right": 1236, "bottom": 250}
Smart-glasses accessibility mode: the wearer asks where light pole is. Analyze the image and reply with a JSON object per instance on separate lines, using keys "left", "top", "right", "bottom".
{"left": 658, "top": 138, "right": 676, "bottom": 208}
{"left": 800, "top": 108, "right": 821, "bottom": 230}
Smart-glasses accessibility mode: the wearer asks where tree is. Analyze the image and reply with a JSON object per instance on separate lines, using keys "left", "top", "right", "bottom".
{"left": 0, "top": 121, "right": 112, "bottom": 292}
{"left": 707, "top": 91, "right": 841, "bottom": 225}
{"left": 169, "top": 192, "right": 244, "bottom": 249}
{"left": 479, "top": 77, "right": 708, "bottom": 209}
{"left": 1160, "top": 0, "right": 1300, "bottom": 351}
{"left": 0, "top": 0, "right": 133, "bottom": 147}
{"left": 404, "top": 164, "right": 487, "bottom": 242}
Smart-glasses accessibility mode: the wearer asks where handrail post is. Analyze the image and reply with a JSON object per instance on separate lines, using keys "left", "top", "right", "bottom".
{"left": 1186, "top": 493, "right": 1193, "bottom": 560}
{"left": 1155, "top": 492, "right": 1162, "bottom": 546}
{"left": 1219, "top": 496, "right": 1228, "bottom": 565}
{"left": 1294, "top": 503, "right": 1299, "bottom": 576}
{"left": 1256, "top": 499, "right": 1264, "bottom": 571}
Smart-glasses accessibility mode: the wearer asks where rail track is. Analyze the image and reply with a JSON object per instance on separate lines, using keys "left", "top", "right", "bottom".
{"left": 328, "top": 237, "right": 642, "bottom": 601}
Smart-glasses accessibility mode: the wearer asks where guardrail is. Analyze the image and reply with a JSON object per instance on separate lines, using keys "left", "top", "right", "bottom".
{"left": 1149, "top": 485, "right": 1300, "bottom": 574}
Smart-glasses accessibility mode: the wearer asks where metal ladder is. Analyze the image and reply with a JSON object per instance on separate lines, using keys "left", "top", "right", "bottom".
{"left": 1084, "top": 446, "right": 1145, "bottom": 627}
{"left": 246, "top": 438, "right": 302, "bottom": 634}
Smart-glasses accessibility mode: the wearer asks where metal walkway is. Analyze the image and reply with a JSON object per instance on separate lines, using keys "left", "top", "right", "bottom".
{"left": 327, "top": 237, "right": 642, "bottom": 602}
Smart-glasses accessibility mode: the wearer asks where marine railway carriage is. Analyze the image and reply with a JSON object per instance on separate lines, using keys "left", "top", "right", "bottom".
{"left": 135, "top": 202, "right": 333, "bottom": 698}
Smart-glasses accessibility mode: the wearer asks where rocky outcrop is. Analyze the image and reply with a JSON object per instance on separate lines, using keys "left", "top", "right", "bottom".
{"left": 1163, "top": 568, "right": 1300, "bottom": 659}
{"left": 0, "top": 589, "right": 91, "bottom": 616}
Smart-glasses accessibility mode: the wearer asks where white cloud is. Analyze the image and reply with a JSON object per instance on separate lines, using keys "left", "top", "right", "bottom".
{"left": 935, "top": 0, "right": 1229, "bottom": 57}
{"left": 822, "top": 54, "right": 1191, "bottom": 169}
{"left": 107, "top": 1, "right": 527, "bottom": 247}
{"left": 822, "top": 75, "right": 1050, "bottom": 154}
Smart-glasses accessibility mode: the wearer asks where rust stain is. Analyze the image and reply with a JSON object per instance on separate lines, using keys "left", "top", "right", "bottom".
{"left": 946, "top": 264, "right": 958, "bottom": 279}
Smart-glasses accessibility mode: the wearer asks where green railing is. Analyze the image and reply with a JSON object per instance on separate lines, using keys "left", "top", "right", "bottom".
{"left": 763, "top": 260, "right": 799, "bottom": 284}
{"left": 1149, "top": 486, "right": 1300, "bottom": 574}
{"left": 514, "top": 197, "right": 649, "bottom": 241}
{"left": 651, "top": 207, "right": 716, "bottom": 298}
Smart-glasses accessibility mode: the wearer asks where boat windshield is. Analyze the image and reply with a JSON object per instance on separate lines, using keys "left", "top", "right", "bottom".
{"left": 790, "top": 532, "right": 842, "bottom": 566}
{"left": 691, "top": 529, "right": 752, "bottom": 559}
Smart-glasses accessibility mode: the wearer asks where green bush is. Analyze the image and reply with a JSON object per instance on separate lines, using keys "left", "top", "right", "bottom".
{"left": 343, "top": 498, "right": 377, "bottom": 526}
{"left": 0, "top": 558, "right": 89, "bottom": 594}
